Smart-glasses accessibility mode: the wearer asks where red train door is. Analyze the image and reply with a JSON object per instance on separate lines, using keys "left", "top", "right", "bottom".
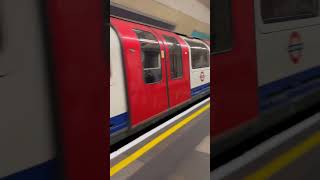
{"left": 152, "top": 29, "right": 191, "bottom": 107}
{"left": 111, "top": 18, "right": 169, "bottom": 126}
{"left": 212, "top": 0, "right": 258, "bottom": 136}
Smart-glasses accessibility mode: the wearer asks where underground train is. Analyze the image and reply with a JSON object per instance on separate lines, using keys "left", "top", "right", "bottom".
{"left": 0, "top": 1, "right": 108, "bottom": 179}
{"left": 110, "top": 17, "right": 210, "bottom": 144}
{"left": 213, "top": 0, "right": 320, "bottom": 156}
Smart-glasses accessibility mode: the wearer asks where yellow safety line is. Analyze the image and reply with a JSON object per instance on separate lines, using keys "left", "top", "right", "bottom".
{"left": 110, "top": 103, "right": 210, "bottom": 176}
{"left": 245, "top": 131, "right": 320, "bottom": 180}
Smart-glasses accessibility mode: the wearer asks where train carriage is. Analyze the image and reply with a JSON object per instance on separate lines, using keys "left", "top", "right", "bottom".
{"left": 110, "top": 17, "right": 210, "bottom": 144}
{"left": 212, "top": 0, "right": 320, "bottom": 156}
{"left": 0, "top": 0, "right": 108, "bottom": 179}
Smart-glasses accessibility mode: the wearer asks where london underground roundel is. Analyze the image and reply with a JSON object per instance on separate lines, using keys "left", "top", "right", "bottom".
{"left": 288, "top": 32, "right": 304, "bottom": 64}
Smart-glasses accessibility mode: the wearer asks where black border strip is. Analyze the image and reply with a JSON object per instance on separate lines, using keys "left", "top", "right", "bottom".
{"left": 110, "top": 3, "right": 175, "bottom": 31}
{"left": 38, "top": 0, "right": 64, "bottom": 179}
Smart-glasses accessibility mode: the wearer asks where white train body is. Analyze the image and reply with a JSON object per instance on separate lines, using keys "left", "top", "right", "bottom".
{"left": 254, "top": 0, "right": 320, "bottom": 110}
{"left": 110, "top": 27, "right": 129, "bottom": 134}
{"left": 0, "top": 0, "right": 55, "bottom": 179}
{"left": 255, "top": 0, "right": 320, "bottom": 86}
{"left": 181, "top": 36, "right": 210, "bottom": 96}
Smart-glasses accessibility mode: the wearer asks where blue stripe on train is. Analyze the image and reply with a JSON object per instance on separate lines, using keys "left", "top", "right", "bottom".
{"left": 191, "top": 83, "right": 210, "bottom": 97}
{"left": 110, "top": 112, "right": 129, "bottom": 134}
{"left": 259, "top": 66, "right": 320, "bottom": 111}
{"left": 110, "top": 83, "right": 210, "bottom": 134}
{"left": 3, "top": 160, "right": 58, "bottom": 180}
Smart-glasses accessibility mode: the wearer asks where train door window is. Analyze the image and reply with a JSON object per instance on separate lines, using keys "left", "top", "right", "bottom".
{"left": 261, "top": 0, "right": 319, "bottom": 23}
{"left": 213, "top": 0, "right": 232, "bottom": 53}
{"left": 133, "top": 29, "right": 162, "bottom": 84}
{"left": 164, "top": 35, "right": 183, "bottom": 79}
{"left": 185, "top": 40, "right": 210, "bottom": 69}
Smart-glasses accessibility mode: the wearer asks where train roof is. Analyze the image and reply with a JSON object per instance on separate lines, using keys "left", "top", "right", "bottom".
{"left": 110, "top": 15, "right": 208, "bottom": 42}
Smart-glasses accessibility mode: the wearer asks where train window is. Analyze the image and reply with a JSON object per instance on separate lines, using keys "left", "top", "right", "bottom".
{"left": 261, "top": 0, "right": 319, "bottom": 23}
{"left": 212, "top": 0, "right": 232, "bottom": 53}
{"left": 164, "top": 36, "right": 183, "bottom": 79}
{"left": 185, "top": 40, "right": 210, "bottom": 69}
{"left": 133, "top": 29, "right": 162, "bottom": 84}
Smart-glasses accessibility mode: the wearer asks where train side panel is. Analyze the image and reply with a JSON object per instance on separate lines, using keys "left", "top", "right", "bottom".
{"left": 212, "top": 0, "right": 320, "bottom": 157}
{"left": 212, "top": 0, "right": 259, "bottom": 137}
{"left": 181, "top": 37, "right": 210, "bottom": 96}
{"left": 110, "top": 17, "right": 211, "bottom": 144}
{"left": 110, "top": 27, "right": 129, "bottom": 134}
{"left": 111, "top": 18, "right": 169, "bottom": 127}
{"left": 254, "top": 0, "right": 320, "bottom": 111}
{"left": 151, "top": 28, "right": 192, "bottom": 108}
{"left": 0, "top": 1, "right": 55, "bottom": 178}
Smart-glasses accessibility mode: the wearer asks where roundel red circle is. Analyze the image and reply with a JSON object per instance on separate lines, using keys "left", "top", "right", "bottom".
{"left": 288, "top": 32, "right": 303, "bottom": 64}
{"left": 200, "top": 72, "right": 205, "bottom": 82}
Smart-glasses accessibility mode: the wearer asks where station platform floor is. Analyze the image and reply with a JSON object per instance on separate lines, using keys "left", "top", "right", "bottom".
{"left": 212, "top": 113, "right": 320, "bottom": 180}
{"left": 110, "top": 100, "right": 210, "bottom": 180}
